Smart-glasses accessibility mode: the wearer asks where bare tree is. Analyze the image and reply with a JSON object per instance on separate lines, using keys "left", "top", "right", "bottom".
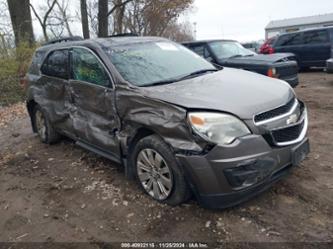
{"left": 123, "top": 0, "right": 193, "bottom": 36}
{"left": 0, "top": 0, "right": 14, "bottom": 53}
{"left": 80, "top": 0, "right": 90, "bottom": 38}
{"left": 30, "top": 0, "right": 57, "bottom": 41}
{"left": 111, "top": 0, "right": 134, "bottom": 34}
{"left": 86, "top": 0, "right": 98, "bottom": 36}
{"left": 98, "top": 0, "right": 134, "bottom": 37}
{"left": 163, "top": 21, "right": 194, "bottom": 42}
{"left": 7, "top": 0, "right": 34, "bottom": 46}
{"left": 55, "top": 0, "right": 73, "bottom": 36}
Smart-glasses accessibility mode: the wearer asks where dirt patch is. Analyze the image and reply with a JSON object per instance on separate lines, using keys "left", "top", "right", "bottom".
{"left": 0, "top": 72, "right": 332, "bottom": 243}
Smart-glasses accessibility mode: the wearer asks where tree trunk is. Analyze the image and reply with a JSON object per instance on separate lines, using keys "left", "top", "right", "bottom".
{"left": 98, "top": 0, "right": 108, "bottom": 37}
{"left": 114, "top": 0, "right": 125, "bottom": 34}
{"left": 7, "top": 0, "right": 34, "bottom": 46}
{"left": 80, "top": 0, "right": 90, "bottom": 39}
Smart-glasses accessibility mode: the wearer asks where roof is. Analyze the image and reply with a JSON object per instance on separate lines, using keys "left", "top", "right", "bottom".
{"left": 182, "top": 39, "right": 237, "bottom": 45}
{"left": 37, "top": 36, "right": 167, "bottom": 52}
{"left": 266, "top": 13, "right": 333, "bottom": 30}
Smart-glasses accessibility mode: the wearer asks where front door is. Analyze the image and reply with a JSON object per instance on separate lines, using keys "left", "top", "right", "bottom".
{"left": 69, "top": 47, "right": 120, "bottom": 157}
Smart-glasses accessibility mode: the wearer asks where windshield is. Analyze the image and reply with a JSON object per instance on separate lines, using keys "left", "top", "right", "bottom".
{"left": 105, "top": 41, "right": 215, "bottom": 86}
{"left": 208, "top": 41, "right": 255, "bottom": 59}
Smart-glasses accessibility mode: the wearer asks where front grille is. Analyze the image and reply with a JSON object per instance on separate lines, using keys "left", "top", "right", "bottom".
{"left": 272, "top": 120, "right": 305, "bottom": 143}
{"left": 254, "top": 98, "right": 295, "bottom": 123}
{"left": 276, "top": 65, "right": 298, "bottom": 77}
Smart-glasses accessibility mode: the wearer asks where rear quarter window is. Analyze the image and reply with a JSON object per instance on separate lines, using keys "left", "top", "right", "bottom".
{"left": 28, "top": 51, "right": 46, "bottom": 75}
{"left": 303, "top": 30, "right": 329, "bottom": 44}
{"left": 41, "top": 49, "right": 69, "bottom": 79}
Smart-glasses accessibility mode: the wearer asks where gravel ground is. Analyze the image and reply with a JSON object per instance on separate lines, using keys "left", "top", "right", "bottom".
{"left": 0, "top": 72, "right": 332, "bottom": 245}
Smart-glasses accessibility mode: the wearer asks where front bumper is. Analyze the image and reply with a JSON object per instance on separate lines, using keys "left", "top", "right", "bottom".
{"left": 327, "top": 59, "right": 333, "bottom": 73}
{"left": 177, "top": 136, "right": 310, "bottom": 209}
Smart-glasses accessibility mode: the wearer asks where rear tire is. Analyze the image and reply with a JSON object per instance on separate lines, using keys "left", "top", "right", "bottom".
{"left": 131, "top": 135, "right": 190, "bottom": 206}
{"left": 32, "top": 105, "right": 61, "bottom": 144}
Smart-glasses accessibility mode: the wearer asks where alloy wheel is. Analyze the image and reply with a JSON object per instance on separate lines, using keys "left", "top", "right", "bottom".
{"left": 137, "top": 149, "right": 173, "bottom": 200}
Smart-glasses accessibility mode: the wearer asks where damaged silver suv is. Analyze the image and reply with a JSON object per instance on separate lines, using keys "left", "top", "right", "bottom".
{"left": 26, "top": 36, "right": 310, "bottom": 208}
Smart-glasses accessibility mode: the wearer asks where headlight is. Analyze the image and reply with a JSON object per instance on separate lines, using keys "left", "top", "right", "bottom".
{"left": 188, "top": 112, "right": 251, "bottom": 145}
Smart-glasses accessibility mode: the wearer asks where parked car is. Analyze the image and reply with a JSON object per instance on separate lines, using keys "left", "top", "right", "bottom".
{"left": 260, "top": 27, "right": 333, "bottom": 70}
{"left": 183, "top": 40, "right": 299, "bottom": 87}
{"left": 26, "top": 36, "right": 310, "bottom": 209}
{"left": 327, "top": 58, "right": 333, "bottom": 73}
{"left": 242, "top": 40, "right": 264, "bottom": 53}
{"left": 259, "top": 36, "right": 277, "bottom": 54}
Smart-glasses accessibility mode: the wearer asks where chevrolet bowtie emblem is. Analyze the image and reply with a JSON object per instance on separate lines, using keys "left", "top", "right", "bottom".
{"left": 287, "top": 114, "right": 298, "bottom": 125}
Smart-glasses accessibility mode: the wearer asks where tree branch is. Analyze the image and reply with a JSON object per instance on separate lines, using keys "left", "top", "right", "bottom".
{"left": 107, "top": 0, "right": 133, "bottom": 16}
{"left": 43, "top": 0, "right": 57, "bottom": 26}
{"left": 29, "top": 3, "right": 44, "bottom": 28}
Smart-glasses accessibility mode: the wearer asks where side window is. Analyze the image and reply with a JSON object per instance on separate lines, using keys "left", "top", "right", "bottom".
{"left": 41, "top": 50, "right": 69, "bottom": 79}
{"left": 275, "top": 34, "right": 291, "bottom": 46}
{"left": 203, "top": 46, "right": 214, "bottom": 62}
{"left": 191, "top": 45, "right": 205, "bottom": 57}
{"left": 276, "top": 34, "right": 303, "bottom": 46}
{"left": 287, "top": 33, "right": 303, "bottom": 45}
{"left": 71, "top": 48, "right": 110, "bottom": 87}
{"left": 304, "top": 30, "right": 329, "bottom": 44}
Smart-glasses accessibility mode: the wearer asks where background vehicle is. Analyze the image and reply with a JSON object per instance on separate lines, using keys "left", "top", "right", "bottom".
{"left": 26, "top": 36, "right": 309, "bottom": 209}
{"left": 260, "top": 27, "right": 333, "bottom": 70}
{"left": 327, "top": 58, "right": 333, "bottom": 73}
{"left": 183, "top": 40, "right": 299, "bottom": 87}
{"left": 242, "top": 40, "right": 264, "bottom": 53}
{"left": 259, "top": 37, "right": 277, "bottom": 54}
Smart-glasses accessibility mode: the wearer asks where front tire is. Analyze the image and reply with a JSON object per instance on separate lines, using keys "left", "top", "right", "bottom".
{"left": 132, "top": 135, "right": 190, "bottom": 206}
{"left": 32, "top": 105, "right": 60, "bottom": 144}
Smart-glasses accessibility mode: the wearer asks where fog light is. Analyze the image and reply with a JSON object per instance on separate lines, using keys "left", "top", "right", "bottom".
{"left": 224, "top": 158, "right": 276, "bottom": 189}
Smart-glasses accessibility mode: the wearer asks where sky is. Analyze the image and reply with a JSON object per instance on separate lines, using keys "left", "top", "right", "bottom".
{"left": 187, "top": 0, "right": 333, "bottom": 42}
{"left": 29, "top": 0, "right": 333, "bottom": 42}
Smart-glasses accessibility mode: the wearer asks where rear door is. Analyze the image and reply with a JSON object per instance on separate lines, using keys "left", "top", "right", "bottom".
{"left": 39, "top": 49, "right": 74, "bottom": 135}
{"left": 69, "top": 47, "right": 120, "bottom": 158}
{"left": 302, "top": 29, "right": 331, "bottom": 67}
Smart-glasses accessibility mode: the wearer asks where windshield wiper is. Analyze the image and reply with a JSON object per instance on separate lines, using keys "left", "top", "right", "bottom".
{"left": 143, "top": 69, "right": 218, "bottom": 87}
{"left": 228, "top": 54, "right": 244, "bottom": 59}
{"left": 177, "top": 69, "right": 219, "bottom": 81}
{"left": 142, "top": 79, "right": 180, "bottom": 87}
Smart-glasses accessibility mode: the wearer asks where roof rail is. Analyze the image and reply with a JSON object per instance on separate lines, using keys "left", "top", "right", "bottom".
{"left": 108, "top": 33, "right": 139, "bottom": 38}
{"left": 43, "top": 36, "right": 84, "bottom": 46}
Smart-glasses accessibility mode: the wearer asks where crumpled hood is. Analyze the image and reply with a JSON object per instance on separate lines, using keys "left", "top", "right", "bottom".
{"left": 222, "top": 53, "right": 296, "bottom": 65}
{"left": 141, "top": 67, "right": 294, "bottom": 120}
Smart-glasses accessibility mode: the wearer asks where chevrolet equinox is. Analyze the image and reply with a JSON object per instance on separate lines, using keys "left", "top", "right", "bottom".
{"left": 26, "top": 36, "right": 310, "bottom": 208}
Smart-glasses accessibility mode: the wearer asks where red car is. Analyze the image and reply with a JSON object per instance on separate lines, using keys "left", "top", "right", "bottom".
{"left": 260, "top": 37, "right": 277, "bottom": 54}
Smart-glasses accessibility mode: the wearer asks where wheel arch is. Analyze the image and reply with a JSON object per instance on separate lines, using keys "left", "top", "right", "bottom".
{"left": 27, "top": 99, "right": 38, "bottom": 133}
{"left": 123, "top": 126, "right": 177, "bottom": 179}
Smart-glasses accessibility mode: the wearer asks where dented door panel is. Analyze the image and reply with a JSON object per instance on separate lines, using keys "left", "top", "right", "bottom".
{"left": 69, "top": 81, "right": 120, "bottom": 156}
